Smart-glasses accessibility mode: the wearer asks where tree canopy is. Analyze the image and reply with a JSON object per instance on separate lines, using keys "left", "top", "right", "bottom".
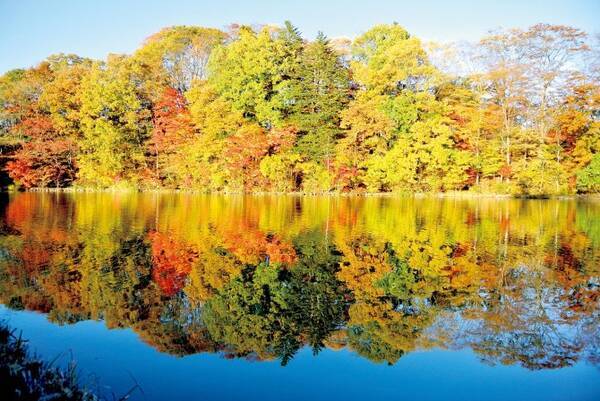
{"left": 0, "top": 22, "right": 598, "bottom": 195}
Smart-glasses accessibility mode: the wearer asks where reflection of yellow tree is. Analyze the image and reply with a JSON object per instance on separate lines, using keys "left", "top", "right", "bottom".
{"left": 0, "top": 192, "right": 598, "bottom": 368}
{"left": 346, "top": 301, "right": 434, "bottom": 364}
{"left": 184, "top": 245, "right": 242, "bottom": 304}
{"left": 335, "top": 234, "right": 391, "bottom": 299}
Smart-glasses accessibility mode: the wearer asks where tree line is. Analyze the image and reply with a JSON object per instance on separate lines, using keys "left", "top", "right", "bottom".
{"left": 0, "top": 22, "right": 598, "bottom": 195}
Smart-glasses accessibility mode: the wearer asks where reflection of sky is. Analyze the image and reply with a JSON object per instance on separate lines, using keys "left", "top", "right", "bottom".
{"left": 1, "top": 0, "right": 599, "bottom": 74}
{"left": 2, "top": 305, "right": 598, "bottom": 401}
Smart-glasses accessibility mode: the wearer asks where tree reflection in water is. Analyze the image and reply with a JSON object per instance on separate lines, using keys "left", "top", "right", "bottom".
{"left": 0, "top": 192, "right": 598, "bottom": 368}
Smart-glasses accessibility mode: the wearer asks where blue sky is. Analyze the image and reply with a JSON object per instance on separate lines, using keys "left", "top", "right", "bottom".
{"left": 1, "top": 0, "right": 598, "bottom": 74}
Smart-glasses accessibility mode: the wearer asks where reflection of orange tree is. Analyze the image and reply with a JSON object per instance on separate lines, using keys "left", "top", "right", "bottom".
{"left": 0, "top": 195, "right": 224, "bottom": 356}
{"left": 148, "top": 231, "right": 198, "bottom": 296}
{"left": 147, "top": 196, "right": 302, "bottom": 304}
{"left": 0, "top": 193, "right": 599, "bottom": 368}
{"left": 202, "top": 230, "right": 347, "bottom": 365}
{"left": 545, "top": 228, "right": 600, "bottom": 320}
{"left": 329, "top": 198, "right": 600, "bottom": 366}
{"left": 220, "top": 218, "right": 296, "bottom": 265}
{"left": 1, "top": 193, "right": 82, "bottom": 316}
{"left": 179, "top": 202, "right": 299, "bottom": 304}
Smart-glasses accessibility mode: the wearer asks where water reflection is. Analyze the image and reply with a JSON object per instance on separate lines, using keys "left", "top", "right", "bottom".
{"left": 0, "top": 193, "right": 598, "bottom": 368}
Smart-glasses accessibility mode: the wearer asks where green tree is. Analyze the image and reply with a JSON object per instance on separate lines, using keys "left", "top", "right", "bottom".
{"left": 292, "top": 32, "right": 350, "bottom": 165}
{"left": 576, "top": 153, "right": 600, "bottom": 193}
{"left": 207, "top": 22, "right": 302, "bottom": 128}
{"left": 78, "top": 57, "right": 150, "bottom": 187}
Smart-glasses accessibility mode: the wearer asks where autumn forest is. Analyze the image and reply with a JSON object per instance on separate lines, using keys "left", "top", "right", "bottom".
{"left": 0, "top": 22, "right": 599, "bottom": 195}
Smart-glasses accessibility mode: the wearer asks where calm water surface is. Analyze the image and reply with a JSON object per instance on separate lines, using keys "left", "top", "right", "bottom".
{"left": 0, "top": 193, "right": 598, "bottom": 400}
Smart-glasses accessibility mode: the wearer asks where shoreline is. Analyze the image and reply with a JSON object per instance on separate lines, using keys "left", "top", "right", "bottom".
{"left": 7, "top": 187, "right": 600, "bottom": 200}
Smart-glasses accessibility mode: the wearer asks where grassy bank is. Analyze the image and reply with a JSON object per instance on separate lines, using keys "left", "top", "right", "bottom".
{"left": 0, "top": 324, "right": 99, "bottom": 401}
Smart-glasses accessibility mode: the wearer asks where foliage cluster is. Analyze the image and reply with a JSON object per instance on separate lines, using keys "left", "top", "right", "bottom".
{"left": 0, "top": 23, "right": 598, "bottom": 194}
{"left": 0, "top": 193, "right": 598, "bottom": 367}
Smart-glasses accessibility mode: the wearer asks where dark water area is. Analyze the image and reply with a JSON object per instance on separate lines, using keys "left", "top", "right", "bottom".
{"left": 0, "top": 192, "right": 598, "bottom": 400}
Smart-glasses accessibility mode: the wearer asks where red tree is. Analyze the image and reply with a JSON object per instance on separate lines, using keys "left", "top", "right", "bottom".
{"left": 147, "top": 87, "right": 194, "bottom": 184}
{"left": 6, "top": 114, "right": 77, "bottom": 188}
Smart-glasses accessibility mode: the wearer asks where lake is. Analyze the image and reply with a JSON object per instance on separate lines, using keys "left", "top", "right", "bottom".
{"left": 0, "top": 192, "right": 598, "bottom": 400}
